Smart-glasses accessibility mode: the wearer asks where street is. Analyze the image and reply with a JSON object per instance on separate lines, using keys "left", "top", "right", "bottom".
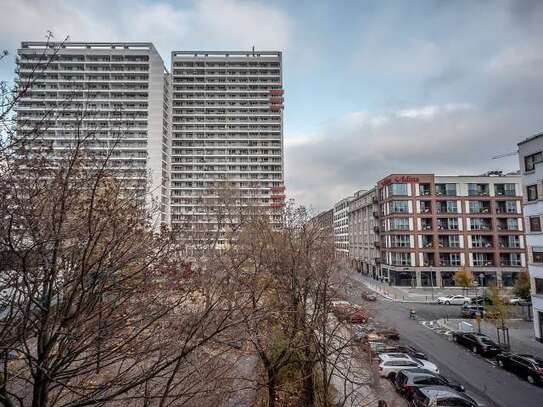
{"left": 341, "top": 275, "right": 543, "bottom": 407}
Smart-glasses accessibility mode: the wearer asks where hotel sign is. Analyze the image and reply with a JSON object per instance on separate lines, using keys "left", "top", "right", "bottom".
{"left": 378, "top": 175, "right": 420, "bottom": 187}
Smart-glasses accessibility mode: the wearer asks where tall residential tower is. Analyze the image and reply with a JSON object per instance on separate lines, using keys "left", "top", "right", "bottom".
{"left": 16, "top": 42, "right": 171, "bottom": 222}
{"left": 169, "top": 51, "right": 285, "bottom": 242}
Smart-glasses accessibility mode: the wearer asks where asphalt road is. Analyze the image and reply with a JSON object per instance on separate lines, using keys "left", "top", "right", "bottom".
{"left": 340, "top": 279, "right": 543, "bottom": 407}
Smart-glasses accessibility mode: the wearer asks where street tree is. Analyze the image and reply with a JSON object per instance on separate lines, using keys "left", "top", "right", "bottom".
{"left": 454, "top": 267, "right": 475, "bottom": 295}
{"left": 0, "top": 38, "right": 249, "bottom": 407}
{"left": 514, "top": 271, "right": 531, "bottom": 299}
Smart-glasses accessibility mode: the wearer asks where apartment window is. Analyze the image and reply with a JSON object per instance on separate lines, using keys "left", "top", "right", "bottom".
{"left": 535, "top": 278, "right": 543, "bottom": 295}
{"left": 435, "top": 183, "right": 457, "bottom": 196}
{"left": 438, "top": 218, "right": 459, "bottom": 230}
{"left": 389, "top": 183, "right": 409, "bottom": 196}
{"left": 530, "top": 216, "right": 541, "bottom": 232}
{"left": 471, "top": 218, "right": 490, "bottom": 230}
{"left": 503, "top": 201, "right": 517, "bottom": 214}
{"left": 468, "top": 183, "right": 490, "bottom": 196}
{"left": 494, "top": 183, "right": 516, "bottom": 196}
{"left": 533, "top": 250, "right": 543, "bottom": 264}
{"left": 469, "top": 201, "right": 482, "bottom": 213}
{"left": 506, "top": 218, "right": 519, "bottom": 230}
{"left": 391, "top": 252, "right": 411, "bottom": 266}
{"left": 446, "top": 200, "right": 458, "bottom": 213}
{"left": 391, "top": 235, "right": 411, "bottom": 247}
{"left": 419, "top": 183, "right": 431, "bottom": 195}
{"left": 527, "top": 185, "right": 538, "bottom": 201}
{"left": 524, "top": 152, "right": 542, "bottom": 172}
{"left": 390, "top": 218, "right": 410, "bottom": 230}
{"left": 390, "top": 200, "right": 409, "bottom": 213}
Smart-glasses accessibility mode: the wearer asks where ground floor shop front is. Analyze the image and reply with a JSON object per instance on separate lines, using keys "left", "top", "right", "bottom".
{"left": 377, "top": 267, "right": 524, "bottom": 288}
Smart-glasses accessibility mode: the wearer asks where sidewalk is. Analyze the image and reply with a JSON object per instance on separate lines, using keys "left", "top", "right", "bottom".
{"left": 438, "top": 318, "right": 543, "bottom": 358}
{"left": 350, "top": 272, "right": 510, "bottom": 303}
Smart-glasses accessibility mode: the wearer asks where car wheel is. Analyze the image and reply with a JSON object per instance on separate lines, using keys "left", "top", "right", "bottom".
{"left": 388, "top": 372, "right": 396, "bottom": 381}
{"left": 453, "top": 335, "right": 457, "bottom": 342}
{"left": 527, "top": 375, "right": 535, "bottom": 384}
{"left": 445, "top": 301, "right": 450, "bottom": 305}
{"left": 497, "top": 360, "right": 504, "bottom": 368}
{"left": 472, "top": 346, "right": 478, "bottom": 354}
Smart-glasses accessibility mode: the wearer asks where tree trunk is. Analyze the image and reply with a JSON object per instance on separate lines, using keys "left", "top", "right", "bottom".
{"left": 32, "top": 373, "right": 49, "bottom": 407}
{"left": 301, "top": 364, "right": 315, "bottom": 407}
{"left": 267, "top": 373, "right": 277, "bottom": 407}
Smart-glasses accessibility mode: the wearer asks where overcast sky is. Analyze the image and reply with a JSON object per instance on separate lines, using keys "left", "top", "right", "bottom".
{"left": 1, "top": 0, "right": 540, "bottom": 211}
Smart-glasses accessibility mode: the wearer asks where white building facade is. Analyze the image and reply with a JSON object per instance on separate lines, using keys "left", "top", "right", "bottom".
{"left": 334, "top": 196, "right": 352, "bottom": 258}
{"left": 169, "top": 51, "right": 285, "bottom": 242}
{"left": 518, "top": 134, "right": 543, "bottom": 343}
{"left": 348, "top": 188, "right": 380, "bottom": 278}
{"left": 16, "top": 42, "right": 171, "bottom": 223}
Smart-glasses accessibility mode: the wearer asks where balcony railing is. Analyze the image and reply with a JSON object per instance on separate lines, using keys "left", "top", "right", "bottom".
{"left": 500, "top": 261, "right": 522, "bottom": 267}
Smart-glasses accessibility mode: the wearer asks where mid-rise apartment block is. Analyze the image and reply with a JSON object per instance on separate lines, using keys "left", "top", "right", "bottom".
{"left": 377, "top": 173, "right": 526, "bottom": 287}
{"left": 16, "top": 42, "right": 170, "bottom": 221}
{"left": 170, "top": 51, "right": 284, "bottom": 241}
{"left": 15, "top": 43, "right": 284, "bottom": 234}
{"left": 334, "top": 196, "right": 352, "bottom": 257}
{"left": 310, "top": 209, "right": 334, "bottom": 241}
{"left": 518, "top": 133, "right": 543, "bottom": 342}
{"left": 348, "top": 188, "right": 380, "bottom": 279}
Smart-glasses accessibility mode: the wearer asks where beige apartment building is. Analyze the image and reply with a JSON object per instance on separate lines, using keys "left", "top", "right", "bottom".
{"left": 348, "top": 188, "right": 381, "bottom": 278}
{"left": 334, "top": 196, "right": 353, "bottom": 257}
{"left": 376, "top": 173, "right": 526, "bottom": 287}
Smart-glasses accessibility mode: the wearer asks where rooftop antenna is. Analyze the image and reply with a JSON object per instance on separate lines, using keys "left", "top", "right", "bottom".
{"left": 252, "top": 45, "right": 255, "bottom": 55}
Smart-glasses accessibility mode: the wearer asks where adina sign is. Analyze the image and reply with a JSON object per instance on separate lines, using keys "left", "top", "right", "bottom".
{"left": 378, "top": 176, "right": 420, "bottom": 187}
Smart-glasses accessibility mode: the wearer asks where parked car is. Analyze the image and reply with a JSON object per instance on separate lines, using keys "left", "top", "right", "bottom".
{"left": 378, "top": 353, "right": 439, "bottom": 379}
{"left": 437, "top": 295, "right": 471, "bottom": 305}
{"left": 518, "top": 298, "right": 533, "bottom": 307}
{"left": 452, "top": 332, "right": 501, "bottom": 356}
{"left": 394, "top": 368, "right": 465, "bottom": 400}
{"left": 391, "top": 345, "right": 427, "bottom": 360}
{"left": 496, "top": 352, "right": 543, "bottom": 385}
{"left": 461, "top": 304, "right": 486, "bottom": 319}
{"left": 411, "top": 385, "right": 479, "bottom": 407}
{"left": 375, "top": 328, "right": 400, "bottom": 341}
{"left": 362, "top": 292, "right": 377, "bottom": 301}
{"left": 471, "top": 295, "right": 493, "bottom": 305}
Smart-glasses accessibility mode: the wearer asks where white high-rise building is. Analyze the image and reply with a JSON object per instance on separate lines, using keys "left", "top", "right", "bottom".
{"left": 15, "top": 44, "right": 286, "bottom": 236}
{"left": 16, "top": 42, "right": 170, "bottom": 223}
{"left": 169, "top": 51, "right": 285, "bottom": 242}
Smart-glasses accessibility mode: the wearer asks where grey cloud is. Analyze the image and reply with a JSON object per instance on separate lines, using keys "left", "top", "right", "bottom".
{"left": 285, "top": 104, "right": 529, "bottom": 211}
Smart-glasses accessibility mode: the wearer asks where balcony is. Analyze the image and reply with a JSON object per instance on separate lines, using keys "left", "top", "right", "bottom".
{"left": 438, "top": 238, "right": 461, "bottom": 248}
{"left": 472, "top": 254, "right": 494, "bottom": 267}
{"left": 421, "top": 220, "right": 433, "bottom": 230}
{"left": 420, "top": 201, "right": 432, "bottom": 214}
{"left": 270, "top": 185, "right": 285, "bottom": 192}
{"left": 419, "top": 183, "right": 431, "bottom": 196}
{"left": 494, "top": 184, "right": 516, "bottom": 197}
{"left": 500, "top": 260, "right": 522, "bottom": 267}
{"left": 469, "top": 201, "right": 491, "bottom": 214}
{"left": 440, "top": 260, "right": 461, "bottom": 267}
{"left": 497, "top": 219, "right": 518, "bottom": 231}
{"left": 271, "top": 194, "right": 286, "bottom": 199}
{"left": 496, "top": 201, "right": 518, "bottom": 214}
{"left": 270, "top": 202, "right": 285, "bottom": 208}
{"left": 269, "top": 89, "right": 284, "bottom": 96}
{"left": 468, "top": 183, "right": 490, "bottom": 196}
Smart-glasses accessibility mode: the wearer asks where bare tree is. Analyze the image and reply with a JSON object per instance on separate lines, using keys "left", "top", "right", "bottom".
{"left": 0, "top": 40, "right": 250, "bottom": 407}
